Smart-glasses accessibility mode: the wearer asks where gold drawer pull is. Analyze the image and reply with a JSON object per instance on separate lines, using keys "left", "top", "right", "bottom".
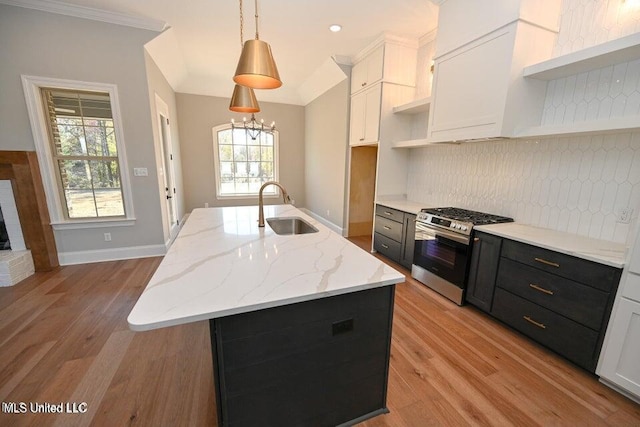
{"left": 529, "top": 283, "right": 554, "bottom": 295}
{"left": 523, "top": 316, "right": 546, "bottom": 329}
{"left": 534, "top": 257, "right": 560, "bottom": 268}
{"left": 381, "top": 244, "right": 389, "bottom": 249}
{"left": 383, "top": 225, "right": 391, "bottom": 230}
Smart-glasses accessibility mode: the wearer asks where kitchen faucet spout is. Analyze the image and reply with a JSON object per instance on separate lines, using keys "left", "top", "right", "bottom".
{"left": 258, "top": 181, "right": 290, "bottom": 227}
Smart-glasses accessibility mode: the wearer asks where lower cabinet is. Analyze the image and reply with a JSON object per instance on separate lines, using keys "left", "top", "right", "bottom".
{"left": 210, "top": 286, "right": 395, "bottom": 426}
{"left": 468, "top": 234, "right": 621, "bottom": 373}
{"left": 598, "top": 269, "right": 640, "bottom": 401}
{"left": 373, "top": 205, "right": 415, "bottom": 269}
{"left": 465, "top": 231, "right": 503, "bottom": 312}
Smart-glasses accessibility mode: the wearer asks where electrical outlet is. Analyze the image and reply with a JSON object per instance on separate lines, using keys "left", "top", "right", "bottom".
{"left": 104, "top": 233, "right": 111, "bottom": 242}
{"left": 617, "top": 207, "right": 633, "bottom": 224}
{"left": 326, "top": 209, "right": 330, "bottom": 217}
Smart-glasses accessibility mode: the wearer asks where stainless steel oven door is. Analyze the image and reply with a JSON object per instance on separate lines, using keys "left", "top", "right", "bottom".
{"left": 413, "top": 221, "right": 470, "bottom": 288}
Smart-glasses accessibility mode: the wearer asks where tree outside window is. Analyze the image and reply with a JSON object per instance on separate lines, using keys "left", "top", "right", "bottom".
{"left": 213, "top": 125, "right": 279, "bottom": 198}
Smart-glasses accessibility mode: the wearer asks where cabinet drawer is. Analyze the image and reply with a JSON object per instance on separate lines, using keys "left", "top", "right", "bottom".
{"left": 492, "top": 288, "right": 600, "bottom": 371}
{"left": 374, "top": 233, "right": 401, "bottom": 262}
{"left": 375, "top": 205, "right": 404, "bottom": 223}
{"left": 497, "top": 258, "right": 610, "bottom": 331}
{"left": 501, "top": 239, "right": 621, "bottom": 292}
{"left": 374, "top": 216, "right": 403, "bottom": 242}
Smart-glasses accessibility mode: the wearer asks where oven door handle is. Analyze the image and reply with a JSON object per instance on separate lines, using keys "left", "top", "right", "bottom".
{"left": 415, "top": 222, "right": 470, "bottom": 245}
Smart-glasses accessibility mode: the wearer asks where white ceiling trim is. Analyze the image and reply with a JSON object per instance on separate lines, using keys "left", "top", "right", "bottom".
{"left": 419, "top": 28, "right": 438, "bottom": 46}
{"left": 352, "top": 32, "right": 419, "bottom": 64}
{"left": 0, "top": 0, "right": 167, "bottom": 32}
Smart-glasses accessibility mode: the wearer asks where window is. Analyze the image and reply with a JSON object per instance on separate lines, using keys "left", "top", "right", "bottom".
{"left": 42, "top": 88, "right": 125, "bottom": 219}
{"left": 21, "top": 75, "right": 135, "bottom": 229}
{"left": 212, "top": 125, "right": 279, "bottom": 198}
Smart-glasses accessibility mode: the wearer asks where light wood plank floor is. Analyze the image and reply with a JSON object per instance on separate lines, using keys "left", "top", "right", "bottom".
{"left": 0, "top": 238, "right": 637, "bottom": 426}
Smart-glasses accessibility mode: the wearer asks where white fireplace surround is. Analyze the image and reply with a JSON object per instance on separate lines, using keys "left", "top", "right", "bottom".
{"left": 0, "top": 180, "right": 34, "bottom": 287}
{"left": 0, "top": 180, "right": 26, "bottom": 250}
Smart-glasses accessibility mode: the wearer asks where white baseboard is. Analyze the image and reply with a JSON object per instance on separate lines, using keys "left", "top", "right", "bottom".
{"left": 300, "top": 208, "right": 345, "bottom": 236}
{"left": 58, "top": 244, "right": 167, "bottom": 266}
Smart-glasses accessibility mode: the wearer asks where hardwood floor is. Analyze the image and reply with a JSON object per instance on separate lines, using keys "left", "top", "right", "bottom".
{"left": 0, "top": 239, "right": 638, "bottom": 426}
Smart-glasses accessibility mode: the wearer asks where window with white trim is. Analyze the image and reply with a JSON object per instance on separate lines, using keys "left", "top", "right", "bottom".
{"left": 42, "top": 88, "right": 125, "bottom": 219}
{"left": 212, "top": 124, "right": 279, "bottom": 198}
{"left": 21, "top": 75, "right": 135, "bottom": 229}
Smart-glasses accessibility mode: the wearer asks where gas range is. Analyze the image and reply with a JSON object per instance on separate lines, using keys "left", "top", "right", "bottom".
{"left": 416, "top": 207, "right": 514, "bottom": 238}
{"left": 412, "top": 207, "right": 513, "bottom": 305}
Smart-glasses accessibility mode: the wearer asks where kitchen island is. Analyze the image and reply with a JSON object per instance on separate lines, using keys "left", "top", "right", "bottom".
{"left": 128, "top": 205, "right": 404, "bottom": 426}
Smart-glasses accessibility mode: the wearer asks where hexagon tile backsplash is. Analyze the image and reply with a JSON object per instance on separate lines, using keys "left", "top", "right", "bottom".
{"left": 406, "top": 133, "right": 640, "bottom": 244}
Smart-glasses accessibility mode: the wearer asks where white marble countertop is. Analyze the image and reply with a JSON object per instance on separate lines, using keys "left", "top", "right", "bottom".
{"left": 375, "top": 197, "right": 427, "bottom": 215}
{"left": 128, "top": 205, "right": 404, "bottom": 331}
{"left": 475, "top": 223, "right": 627, "bottom": 269}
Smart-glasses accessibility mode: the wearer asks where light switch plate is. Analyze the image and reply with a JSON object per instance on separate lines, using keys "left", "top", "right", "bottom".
{"left": 133, "top": 168, "right": 148, "bottom": 177}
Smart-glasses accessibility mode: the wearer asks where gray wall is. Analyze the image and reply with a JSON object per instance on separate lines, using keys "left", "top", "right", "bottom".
{"left": 304, "top": 78, "right": 350, "bottom": 229}
{"left": 144, "top": 51, "right": 186, "bottom": 236}
{"left": 176, "top": 93, "right": 305, "bottom": 212}
{"left": 0, "top": 5, "right": 166, "bottom": 254}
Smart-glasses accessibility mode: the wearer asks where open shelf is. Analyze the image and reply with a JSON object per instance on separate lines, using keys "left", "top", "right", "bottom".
{"left": 391, "top": 138, "right": 431, "bottom": 149}
{"left": 523, "top": 32, "right": 640, "bottom": 81}
{"left": 392, "top": 96, "right": 431, "bottom": 114}
{"left": 516, "top": 115, "right": 640, "bottom": 139}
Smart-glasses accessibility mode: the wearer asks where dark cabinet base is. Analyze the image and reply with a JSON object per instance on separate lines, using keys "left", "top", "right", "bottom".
{"left": 209, "top": 286, "right": 395, "bottom": 427}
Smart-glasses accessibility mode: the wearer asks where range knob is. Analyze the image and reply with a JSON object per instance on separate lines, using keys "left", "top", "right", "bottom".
{"left": 461, "top": 225, "right": 468, "bottom": 231}
{"left": 450, "top": 222, "right": 457, "bottom": 228}
{"left": 456, "top": 224, "right": 462, "bottom": 230}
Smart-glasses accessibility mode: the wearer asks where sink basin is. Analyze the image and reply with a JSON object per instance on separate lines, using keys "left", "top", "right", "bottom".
{"left": 266, "top": 217, "right": 318, "bottom": 235}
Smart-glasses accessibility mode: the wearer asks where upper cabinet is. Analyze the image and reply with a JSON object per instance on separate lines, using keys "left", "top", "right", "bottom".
{"left": 351, "top": 46, "right": 384, "bottom": 95}
{"left": 349, "top": 84, "right": 382, "bottom": 146}
{"left": 348, "top": 34, "right": 418, "bottom": 146}
{"left": 426, "top": 0, "right": 561, "bottom": 143}
{"left": 349, "top": 35, "right": 418, "bottom": 96}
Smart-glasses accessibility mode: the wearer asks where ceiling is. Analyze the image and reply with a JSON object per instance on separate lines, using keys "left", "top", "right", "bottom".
{"left": 23, "top": 0, "right": 440, "bottom": 105}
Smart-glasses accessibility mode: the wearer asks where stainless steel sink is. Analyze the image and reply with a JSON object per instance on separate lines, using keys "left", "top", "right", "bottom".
{"left": 266, "top": 217, "right": 318, "bottom": 235}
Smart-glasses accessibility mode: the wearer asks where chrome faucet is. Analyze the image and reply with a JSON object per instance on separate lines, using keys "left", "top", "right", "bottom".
{"left": 258, "top": 181, "right": 291, "bottom": 227}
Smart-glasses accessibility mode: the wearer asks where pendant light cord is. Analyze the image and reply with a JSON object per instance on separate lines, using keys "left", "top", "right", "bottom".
{"left": 254, "top": 0, "right": 259, "bottom": 40}
{"left": 239, "top": 0, "right": 244, "bottom": 46}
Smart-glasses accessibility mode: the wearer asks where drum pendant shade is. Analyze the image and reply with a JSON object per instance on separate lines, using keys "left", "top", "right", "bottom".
{"left": 233, "top": 39, "right": 282, "bottom": 89}
{"left": 229, "top": 84, "right": 260, "bottom": 113}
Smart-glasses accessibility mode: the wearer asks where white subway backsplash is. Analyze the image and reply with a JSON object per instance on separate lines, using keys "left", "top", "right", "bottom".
{"left": 406, "top": 133, "right": 640, "bottom": 243}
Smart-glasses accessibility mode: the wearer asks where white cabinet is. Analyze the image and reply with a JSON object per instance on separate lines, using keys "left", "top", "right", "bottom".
{"left": 598, "top": 294, "right": 640, "bottom": 403}
{"left": 350, "top": 35, "right": 418, "bottom": 96}
{"left": 598, "top": 224, "right": 640, "bottom": 403}
{"left": 351, "top": 46, "right": 384, "bottom": 95}
{"left": 427, "top": 21, "right": 554, "bottom": 143}
{"left": 349, "top": 84, "right": 382, "bottom": 146}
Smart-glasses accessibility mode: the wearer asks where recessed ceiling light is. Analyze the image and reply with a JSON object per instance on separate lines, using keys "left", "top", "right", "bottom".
{"left": 329, "top": 24, "right": 342, "bottom": 33}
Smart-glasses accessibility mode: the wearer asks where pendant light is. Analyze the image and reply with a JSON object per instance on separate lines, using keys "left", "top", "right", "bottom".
{"left": 229, "top": 0, "right": 260, "bottom": 113}
{"left": 233, "top": 0, "right": 282, "bottom": 89}
{"left": 229, "top": 84, "right": 259, "bottom": 113}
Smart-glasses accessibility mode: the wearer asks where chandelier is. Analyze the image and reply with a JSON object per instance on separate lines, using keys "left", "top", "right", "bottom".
{"left": 231, "top": 114, "right": 276, "bottom": 140}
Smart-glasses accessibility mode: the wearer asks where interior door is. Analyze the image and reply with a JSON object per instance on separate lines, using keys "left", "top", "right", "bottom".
{"left": 155, "top": 94, "right": 178, "bottom": 239}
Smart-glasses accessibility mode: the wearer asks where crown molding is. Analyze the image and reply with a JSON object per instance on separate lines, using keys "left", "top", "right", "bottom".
{"left": 353, "top": 32, "right": 419, "bottom": 63}
{"left": 0, "top": 0, "right": 167, "bottom": 32}
{"left": 419, "top": 28, "right": 438, "bottom": 46}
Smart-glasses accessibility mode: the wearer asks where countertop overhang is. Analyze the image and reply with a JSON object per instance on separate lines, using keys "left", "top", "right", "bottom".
{"left": 128, "top": 205, "right": 404, "bottom": 331}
